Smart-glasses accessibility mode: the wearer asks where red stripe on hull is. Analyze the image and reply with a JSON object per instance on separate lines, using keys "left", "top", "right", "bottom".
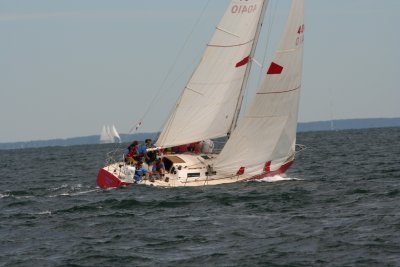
{"left": 97, "top": 168, "right": 133, "bottom": 189}
{"left": 244, "top": 160, "right": 294, "bottom": 182}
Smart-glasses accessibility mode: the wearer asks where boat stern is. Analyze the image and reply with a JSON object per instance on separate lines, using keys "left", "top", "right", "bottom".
{"left": 97, "top": 168, "right": 131, "bottom": 189}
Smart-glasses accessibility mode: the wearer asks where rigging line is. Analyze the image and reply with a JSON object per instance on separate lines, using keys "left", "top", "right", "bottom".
{"left": 130, "top": 0, "right": 212, "bottom": 133}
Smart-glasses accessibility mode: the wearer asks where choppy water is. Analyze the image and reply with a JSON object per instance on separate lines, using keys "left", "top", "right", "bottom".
{"left": 1, "top": 127, "right": 400, "bottom": 266}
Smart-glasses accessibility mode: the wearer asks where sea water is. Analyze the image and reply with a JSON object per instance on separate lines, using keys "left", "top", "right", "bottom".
{"left": 0, "top": 127, "right": 399, "bottom": 266}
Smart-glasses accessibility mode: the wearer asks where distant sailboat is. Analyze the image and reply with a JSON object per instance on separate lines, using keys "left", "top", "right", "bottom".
{"left": 100, "top": 125, "right": 121, "bottom": 144}
{"left": 97, "top": 0, "right": 305, "bottom": 188}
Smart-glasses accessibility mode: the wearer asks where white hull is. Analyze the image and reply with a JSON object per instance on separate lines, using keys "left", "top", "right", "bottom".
{"left": 97, "top": 153, "right": 294, "bottom": 188}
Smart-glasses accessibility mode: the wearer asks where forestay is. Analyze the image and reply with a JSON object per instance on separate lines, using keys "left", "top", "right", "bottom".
{"left": 215, "top": 0, "right": 304, "bottom": 176}
{"left": 157, "top": 0, "right": 268, "bottom": 148}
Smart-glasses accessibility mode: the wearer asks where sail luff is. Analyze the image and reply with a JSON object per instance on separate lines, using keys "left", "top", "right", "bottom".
{"left": 228, "top": 0, "right": 269, "bottom": 136}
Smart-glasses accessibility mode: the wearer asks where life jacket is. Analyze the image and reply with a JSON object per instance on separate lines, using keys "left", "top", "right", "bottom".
{"left": 127, "top": 146, "right": 137, "bottom": 158}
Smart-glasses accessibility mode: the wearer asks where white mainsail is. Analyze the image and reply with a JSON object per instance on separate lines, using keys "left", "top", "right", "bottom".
{"left": 215, "top": 0, "right": 304, "bottom": 175}
{"left": 100, "top": 125, "right": 111, "bottom": 144}
{"left": 157, "top": 0, "right": 268, "bottom": 148}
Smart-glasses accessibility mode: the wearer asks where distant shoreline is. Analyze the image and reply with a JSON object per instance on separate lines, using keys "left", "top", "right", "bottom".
{"left": 297, "top": 117, "right": 400, "bottom": 132}
{"left": 1, "top": 118, "right": 399, "bottom": 150}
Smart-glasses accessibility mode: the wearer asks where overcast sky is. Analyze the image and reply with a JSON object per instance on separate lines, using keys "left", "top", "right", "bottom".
{"left": 1, "top": 0, "right": 399, "bottom": 142}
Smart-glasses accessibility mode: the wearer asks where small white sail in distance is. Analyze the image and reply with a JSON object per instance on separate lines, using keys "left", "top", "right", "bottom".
{"left": 100, "top": 125, "right": 121, "bottom": 144}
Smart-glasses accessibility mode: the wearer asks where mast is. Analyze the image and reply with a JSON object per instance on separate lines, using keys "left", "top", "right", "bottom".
{"left": 228, "top": 0, "right": 269, "bottom": 136}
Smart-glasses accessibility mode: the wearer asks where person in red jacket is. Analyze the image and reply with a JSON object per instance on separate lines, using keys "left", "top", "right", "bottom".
{"left": 125, "top": 141, "right": 139, "bottom": 164}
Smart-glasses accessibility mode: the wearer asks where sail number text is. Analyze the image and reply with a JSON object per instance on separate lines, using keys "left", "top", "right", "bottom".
{"left": 296, "top": 24, "right": 305, "bottom": 46}
{"left": 231, "top": 4, "right": 257, "bottom": 14}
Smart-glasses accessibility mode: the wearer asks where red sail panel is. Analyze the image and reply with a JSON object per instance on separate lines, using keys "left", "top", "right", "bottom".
{"left": 264, "top": 161, "right": 272, "bottom": 172}
{"left": 267, "top": 62, "right": 283, "bottom": 74}
{"left": 236, "top": 167, "right": 245, "bottom": 175}
{"left": 235, "top": 56, "right": 250, "bottom": 68}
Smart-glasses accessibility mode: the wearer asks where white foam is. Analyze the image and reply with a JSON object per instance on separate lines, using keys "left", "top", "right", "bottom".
{"left": 48, "top": 184, "right": 69, "bottom": 191}
{"left": 36, "top": 210, "right": 52, "bottom": 215}
{"left": 48, "top": 188, "right": 99, "bottom": 198}
{"left": 69, "top": 189, "right": 99, "bottom": 196}
{"left": 256, "top": 174, "right": 303, "bottom": 183}
{"left": 0, "top": 193, "right": 10, "bottom": 199}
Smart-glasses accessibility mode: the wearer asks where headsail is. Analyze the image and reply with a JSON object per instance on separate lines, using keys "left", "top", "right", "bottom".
{"left": 157, "top": 0, "right": 268, "bottom": 148}
{"left": 111, "top": 125, "right": 121, "bottom": 143}
{"left": 215, "top": 0, "right": 304, "bottom": 175}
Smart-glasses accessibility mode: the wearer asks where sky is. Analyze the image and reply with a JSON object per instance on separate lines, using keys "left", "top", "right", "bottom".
{"left": 1, "top": 0, "right": 399, "bottom": 142}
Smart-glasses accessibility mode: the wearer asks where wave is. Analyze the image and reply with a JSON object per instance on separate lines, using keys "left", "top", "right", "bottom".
{"left": 0, "top": 193, "right": 10, "bottom": 199}
{"left": 255, "top": 174, "right": 303, "bottom": 183}
{"left": 0, "top": 190, "right": 35, "bottom": 199}
{"left": 48, "top": 184, "right": 99, "bottom": 198}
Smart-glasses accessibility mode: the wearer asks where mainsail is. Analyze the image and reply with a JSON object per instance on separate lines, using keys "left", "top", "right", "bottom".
{"left": 100, "top": 125, "right": 111, "bottom": 144}
{"left": 215, "top": 0, "right": 304, "bottom": 175}
{"left": 157, "top": 0, "right": 268, "bottom": 148}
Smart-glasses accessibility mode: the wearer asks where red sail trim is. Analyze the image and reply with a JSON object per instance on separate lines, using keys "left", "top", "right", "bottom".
{"left": 267, "top": 62, "right": 283, "bottom": 74}
{"left": 235, "top": 56, "right": 250, "bottom": 68}
{"left": 243, "top": 160, "right": 294, "bottom": 182}
{"left": 264, "top": 161, "right": 271, "bottom": 172}
{"left": 236, "top": 167, "right": 245, "bottom": 175}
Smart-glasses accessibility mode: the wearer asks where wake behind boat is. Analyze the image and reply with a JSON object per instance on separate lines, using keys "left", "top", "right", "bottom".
{"left": 97, "top": 0, "right": 305, "bottom": 188}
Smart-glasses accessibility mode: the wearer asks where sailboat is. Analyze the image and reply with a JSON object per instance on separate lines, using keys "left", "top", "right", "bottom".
{"left": 97, "top": 0, "right": 304, "bottom": 188}
{"left": 99, "top": 125, "right": 121, "bottom": 144}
